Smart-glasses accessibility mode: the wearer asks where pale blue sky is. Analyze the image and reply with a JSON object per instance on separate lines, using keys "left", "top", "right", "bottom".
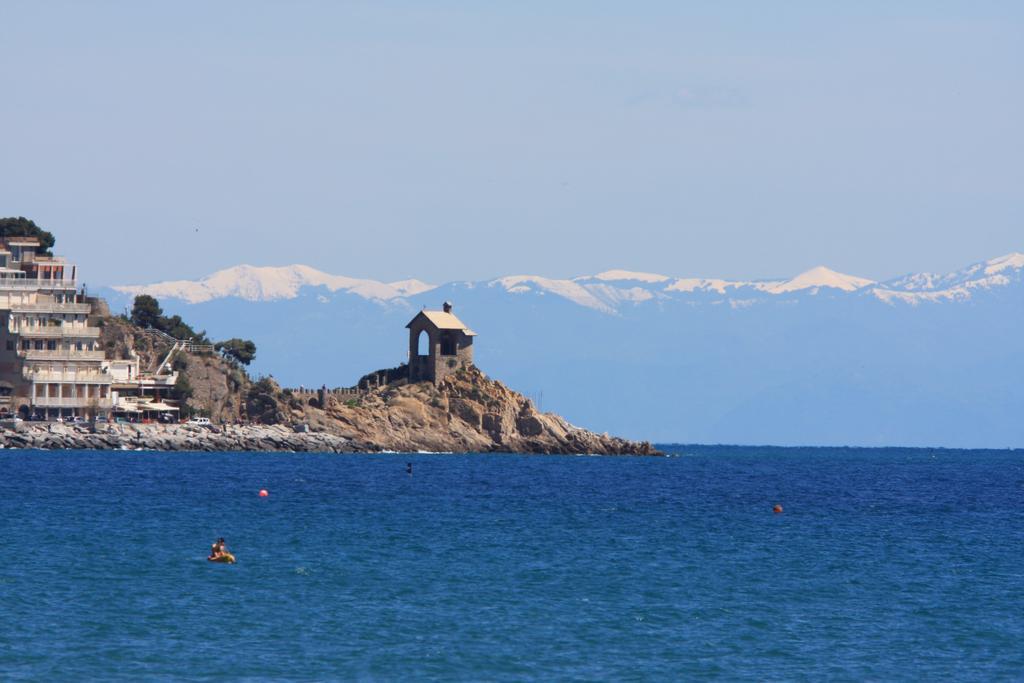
{"left": 1, "top": 1, "right": 1021, "bottom": 285}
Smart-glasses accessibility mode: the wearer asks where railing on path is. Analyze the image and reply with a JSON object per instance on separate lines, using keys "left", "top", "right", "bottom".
{"left": 140, "top": 328, "right": 215, "bottom": 376}
{"left": 142, "top": 327, "right": 215, "bottom": 354}
{"left": 290, "top": 387, "right": 366, "bottom": 397}
{"left": 285, "top": 370, "right": 396, "bottom": 402}
{"left": 286, "top": 386, "right": 368, "bottom": 407}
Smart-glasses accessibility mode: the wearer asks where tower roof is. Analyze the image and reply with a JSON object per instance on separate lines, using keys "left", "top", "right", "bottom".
{"left": 406, "top": 309, "right": 477, "bottom": 336}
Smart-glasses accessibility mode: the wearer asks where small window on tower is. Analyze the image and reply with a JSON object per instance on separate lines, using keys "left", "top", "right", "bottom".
{"left": 440, "top": 333, "right": 456, "bottom": 356}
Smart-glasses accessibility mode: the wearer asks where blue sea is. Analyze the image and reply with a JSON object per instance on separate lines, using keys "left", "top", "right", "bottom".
{"left": 1, "top": 446, "right": 1023, "bottom": 681}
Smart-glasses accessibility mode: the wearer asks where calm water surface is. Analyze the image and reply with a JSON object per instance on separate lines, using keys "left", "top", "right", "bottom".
{"left": 1, "top": 446, "right": 1023, "bottom": 680}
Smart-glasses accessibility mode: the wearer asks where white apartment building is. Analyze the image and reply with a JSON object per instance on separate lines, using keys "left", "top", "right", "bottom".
{"left": 0, "top": 236, "right": 112, "bottom": 419}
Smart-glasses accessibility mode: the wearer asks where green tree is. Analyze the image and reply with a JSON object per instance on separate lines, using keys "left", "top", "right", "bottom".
{"left": 131, "top": 295, "right": 163, "bottom": 329}
{"left": 215, "top": 338, "right": 257, "bottom": 366}
{"left": 0, "top": 217, "right": 56, "bottom": 256}
{"left": 128, "top": 294, "right": 210, "bottom": 343}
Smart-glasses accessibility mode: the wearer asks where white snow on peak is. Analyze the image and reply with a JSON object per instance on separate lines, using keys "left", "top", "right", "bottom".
{"left": 587, "top": 266, "right": 874, "bottom": 296}
{"left": 490, "top": 275, "right": 615, "bottom": 313}
{"left": 665, "top": 278, "right": 727, "bottom": 293}
{"left": 387, "top": 279, "right": 436, "bottom": 297}
{"left": 585, "top": 270, "right": 671, "bottom": 284}
{"left": 871, "top": 287, "right": 971, "bottom": 306}
{"left": 872, "top": 251, "right": 1023, "bottom": 305}
{"left": 984, "top": 252, "right": 1024, "bottom": 275}
{"left": 114, "top": 265, "right": 436, "bottom": 303}
{"left": 583, "top": 283, "right": 657, "bottom": 306}
{"left": 767, "top": 266, "right": 875, "bottom": 294}
{"left": 665, "top": 278, "right": 786, "bottom": 294}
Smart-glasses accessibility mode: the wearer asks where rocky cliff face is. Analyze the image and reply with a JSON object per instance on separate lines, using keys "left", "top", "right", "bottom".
{"left": 179, "top": 354, "right": 250, "bottom": 423}
{"left": 99, "top": 316, "right": 164, "bottom": 371}
{"left": 279, "top": 367, "right": 657, "bottom": 455}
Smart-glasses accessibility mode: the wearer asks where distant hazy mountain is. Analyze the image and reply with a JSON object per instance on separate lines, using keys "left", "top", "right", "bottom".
{"left": 99, "top": 252, "right": 1024, "bottom": 448}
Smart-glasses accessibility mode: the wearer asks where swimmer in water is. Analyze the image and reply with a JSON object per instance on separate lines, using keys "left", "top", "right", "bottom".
{"left": 406, "top": 462, "right": 413, "bottom": 475}
{"left": 208, "top": 537, "right": 227, "bottom": 561}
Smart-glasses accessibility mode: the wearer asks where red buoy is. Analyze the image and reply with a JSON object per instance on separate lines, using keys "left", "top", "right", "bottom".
{"left": 259, "top": 489, "right": 269, "bottom": 498}
{"left": 773, "top": 504, "right": 783, "bottom": 514}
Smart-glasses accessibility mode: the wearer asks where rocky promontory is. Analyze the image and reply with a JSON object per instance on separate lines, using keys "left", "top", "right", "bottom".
{"left": 287, "top": 366, "right": 658, "bottom": 456}
{"left": 1, "top": 367, "right": 658, "bottom": 456}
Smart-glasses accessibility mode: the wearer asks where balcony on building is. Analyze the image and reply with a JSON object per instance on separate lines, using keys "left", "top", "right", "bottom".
{"left": 21, "top": 348, "right": 106, "bottom": 362}
{"left": 23, "top": 366, "right": 112, "bottom": 383}
{"left": 17, "top": 326, "right": 101, "bottom": 339}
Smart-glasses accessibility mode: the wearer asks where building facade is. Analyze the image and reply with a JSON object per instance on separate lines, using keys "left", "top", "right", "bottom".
{"left": 0, "top": 236, "right": 112, "bottom": 419}
{"left": 106, "top": 349, "right": 181, "bottom": 421}
{"left": 406, "top": 302, "right": 476, "bottom": 384}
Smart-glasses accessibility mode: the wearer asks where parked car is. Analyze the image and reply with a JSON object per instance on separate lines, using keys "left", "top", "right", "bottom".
{"left": 187, "top": 416, "right": 211, "bottom": 426}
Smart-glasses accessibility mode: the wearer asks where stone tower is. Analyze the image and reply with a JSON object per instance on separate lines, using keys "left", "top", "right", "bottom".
{"left": 406, "top": 302, "right": 476, "bottom": 384}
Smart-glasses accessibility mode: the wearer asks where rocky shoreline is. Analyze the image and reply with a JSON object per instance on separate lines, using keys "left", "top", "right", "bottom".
{"left": 0, "top": 422, "right": 660, "bottom": 456}
{"left": 0, "top": 423, "right": 362, "bottom": 453}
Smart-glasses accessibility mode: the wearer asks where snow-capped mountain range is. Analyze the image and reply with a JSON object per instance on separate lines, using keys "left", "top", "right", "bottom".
{"left": 113, "top": 264, "right": 435, "bottom": 304}
{"left": 113, "top": 252, "right": 1024, "bottom": 312}
{"left": 100, "top": 251, "right": 1024, "bottom": 449}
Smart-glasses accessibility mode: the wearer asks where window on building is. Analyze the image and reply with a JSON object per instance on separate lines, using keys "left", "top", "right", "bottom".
{"left": 34, "top": 340, "right": 43, "bottom": 350}
{"left": 5, "top": 340, "right": 12, "bottom": 351}
{"left": 21, "top": 340, "right": 29, "bottom": 350}
{"left": 440, "top": 332, "right": 456, "bottom": 356}
{"left": 46, "top": 340, "right": 57, "bottom": 351}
